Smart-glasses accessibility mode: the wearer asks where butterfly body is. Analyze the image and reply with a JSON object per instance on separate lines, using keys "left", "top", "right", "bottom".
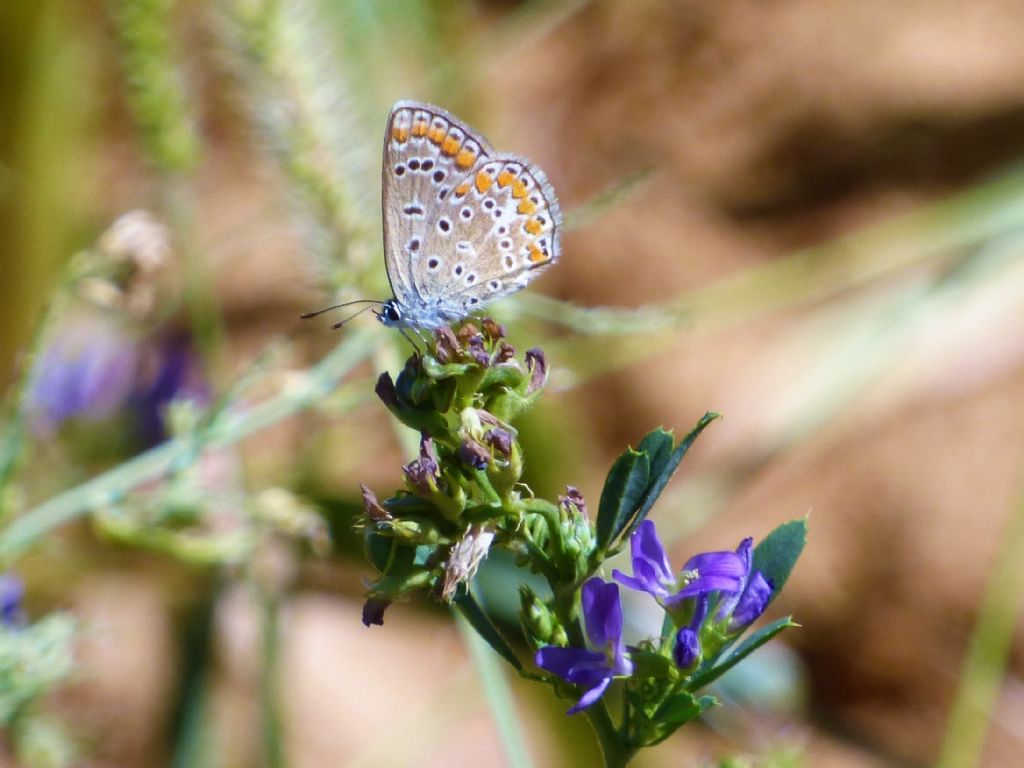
{"left": 380, "top": 100, "right": 561, "bottom": 330}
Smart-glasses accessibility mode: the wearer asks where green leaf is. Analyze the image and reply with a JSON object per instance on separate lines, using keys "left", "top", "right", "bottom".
{"left": 752, "top": 518, "right": 808, "bottom": 608}
{"left": 452, "top": 590, "right": 523, "bottom": 671}
{"left": 596, "top": 448, "right": 650, "bottom": 550}
{"left": 686, "top": 616, "right": 797, "bottom": 691}
{"left": 622, "top": 412, "right": 720, "bottom": 542}
{"left": 645, "top": 692, "right": 716, "bottom": 745}
{"left": 628, "top": 649, "right": 674, "bottom": 679}
{"left": 479, "top": 365, "right": 526, "bottom": 393}
{"left": 637, "top": 428, "right": 674, "bottom": 481}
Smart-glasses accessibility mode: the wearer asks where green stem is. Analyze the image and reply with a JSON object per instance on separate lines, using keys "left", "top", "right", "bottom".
{"left": 456, "top": 613, "right": 534, "bottom": 768}
{"left": 259, "top": 584, "right": 286, "bottom": 768}
{"left": 0, "top": 327, "right": 377, "bottom": 562}
{"left": 935, "top": 469, "right": 1024, "bottom": 768}
{"left": 584, "top": 702, "right": 633, "bottom": 768}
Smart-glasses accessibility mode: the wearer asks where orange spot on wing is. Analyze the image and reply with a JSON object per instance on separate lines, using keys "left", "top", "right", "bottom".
{"left": 517, "top": 198, "right": 537, "bottom": 215}
{"left": 454, "top": 182, "right": 471, "bottom": 198}
{"left": 456, "top": 148, "right": 476, "bottom": 169}
{"left": 497, "top": 170, "right": 515, "bottom": 188}
{"left": 391, "top": 125, "right": 409, "bottom": 143}
{"left": 524, "top": 218, "right": 543, "bottom": 235}
{"left": 412, "top": 119, "right": 428, "bottom": 138}
{"left": 475, "top": 171, "right": 493, "bottom": 193}
{"left": 442, "top": 135, "right": 461, "bottom": 156}
{"left": 511, "top": 180, "right": 528, "bottom": 198}
{"left": 428, "top": 125, "right": 446, "bottom": 143}
{"left": 528, "top": 244, "right": 546, "bottom": 263}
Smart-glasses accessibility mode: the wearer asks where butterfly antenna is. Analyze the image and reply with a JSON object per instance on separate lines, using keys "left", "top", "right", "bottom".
{"left": 330, "top": 304, "right": 376, "bottom": 330}
{"left": 300, "top": 299, "right": 385, "bottom": 319}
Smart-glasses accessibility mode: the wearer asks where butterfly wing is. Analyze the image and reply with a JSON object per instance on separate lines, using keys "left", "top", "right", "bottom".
{"left": 383, "top": 101, "right": 561, "bottom": 328}
{"left": 382, "top": 102, "right": 494, "bottom": 320}
{"left": 416, "top": 155, "right": 561, "bottom": 318}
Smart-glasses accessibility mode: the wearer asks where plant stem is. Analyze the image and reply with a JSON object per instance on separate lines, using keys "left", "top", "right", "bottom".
{"left": 0, "top": 326, "right": 377, "bottom": 562}
{"left": 456, "top": 613, "right": 534, "bottom": 768}
{"left": 585, "top": 702, "right": 632, "bottom": 768}
{"left": 935, "top": 469, "right": 1024, "bottom": 768}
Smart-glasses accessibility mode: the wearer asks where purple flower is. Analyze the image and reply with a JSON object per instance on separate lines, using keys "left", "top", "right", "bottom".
{"left": 403, "top": 436, "right": 441, "bottom": 493}
{"left": 129, "top": 334, "right": 208, "bottom": 446}
{"left": 28, "top": 318, "right": 138, "bottom": 433}
{"left": 716, "top": 538, "right": 773, "bottom": 631}
{"left": 535, "top": 578, "right": 634, "bottom": 713}
{"left": 613, "top": 520, "right": 746, "bottom": 606}
{"left": 0, "top": 574, "right": 24, "bottom": 628}
{"left": 672, "top": 595, "right": 708, "bottom": 669}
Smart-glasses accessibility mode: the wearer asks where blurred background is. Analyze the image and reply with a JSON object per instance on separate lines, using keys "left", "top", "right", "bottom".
{"left": 2, "top": 0, "right": 1024, "bottom": 766}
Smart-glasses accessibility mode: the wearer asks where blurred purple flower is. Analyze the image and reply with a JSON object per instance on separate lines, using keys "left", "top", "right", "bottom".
{"left": 535, "top": 578, "right": 633, "bottom": 714}
{"left": 128, "top": 334, "right": 207, "bottom": 446}
{"left": 28, "top": 320, "right": 206, "bottom": 447}
{"left": 28, "top": 318, "right": 138, "bottom": 433}
{"left": 0, "top": 574, "right": 25, "bottom": 628}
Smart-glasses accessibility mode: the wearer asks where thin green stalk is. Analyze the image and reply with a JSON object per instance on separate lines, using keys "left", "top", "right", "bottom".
{"left": 935, "top": 471, "right": 1024, "bottom": 768}
{"left": 0, "top": 327, "right": 377, "bottom": 562}
{"left": 259, "top": 585, "right": 286, "bottom": 768}
{"left": 163, "top": 175, "right": 229, "bottom": 382}
{"left": 456, "top": 613, "right": 534, "bottom": 768}
{"left": 516, "top": 161, "right": 1024, "bottom": 340}
{"left": 584, "top": 701, "right": 633, "bottom": 768}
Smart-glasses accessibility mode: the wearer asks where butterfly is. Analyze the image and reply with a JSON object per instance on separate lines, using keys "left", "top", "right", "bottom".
{"left": 305, "top": 101, "right": 562, "bottom": 335}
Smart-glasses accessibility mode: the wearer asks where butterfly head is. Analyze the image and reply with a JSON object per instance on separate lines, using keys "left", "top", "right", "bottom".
{"left": 376, "top": 299, "right": 403, "bottom": 327}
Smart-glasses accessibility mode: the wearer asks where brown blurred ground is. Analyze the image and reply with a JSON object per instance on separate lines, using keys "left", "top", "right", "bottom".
{"left": 5, "top": 1, "right": 1024, "bottom": 766}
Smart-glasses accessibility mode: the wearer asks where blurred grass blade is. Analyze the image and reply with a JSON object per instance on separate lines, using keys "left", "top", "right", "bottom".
{"left": 564, "top": 169, "right": 652, "bottom": 232}
{"left": 936, "top": 470, "right": 1024, "bottom": 768}
{"left": 455, "top": 610, "right": 535, "bottom": 768}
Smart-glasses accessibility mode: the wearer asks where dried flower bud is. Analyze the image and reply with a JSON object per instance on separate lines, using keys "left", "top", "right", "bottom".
{"left": 465, "top": 333, "right": 489, "bottom": 367}
{"left": 559, "top": 486, "right": 588, "bottom": 519}
{"left": 440, "top": 525, "right": 495, "bottom": 601}
{"left": 434, "top": 326, "right": 460, "bottom": 363}
{"left": 458, "top": 438, "right": 490, "bottom": 470}
{"left": 362, "top": 597, "right": 390, "bottom": 627}
{"left": 481, "top": 318, "right": 506, "bottom": 342}
{"left": 525, "top": 347, "right": 548, "bottom": 394}
{"left": 495, "top": 342, "right": 516, "bottom": 364}
{"left": 375, "top": 372, "right": 399, "bottom": 409}
{"left": 457, "top": 323, "right": 479, "bottom": 343}
{"left": 404, "top": 436, "right": 441, "bottom": 493}
{"left": 484, "top": 428, "right": 513, "bottom": 458}
{"left": 360, "top": 484, "right": 390, "bottom": 522}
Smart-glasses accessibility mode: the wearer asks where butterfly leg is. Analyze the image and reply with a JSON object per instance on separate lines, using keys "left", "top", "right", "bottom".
{"left": 397, "top": 326, "right": 422, "bottom": 354}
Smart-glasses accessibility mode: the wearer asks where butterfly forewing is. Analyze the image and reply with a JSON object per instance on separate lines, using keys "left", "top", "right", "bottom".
{"left": 382, "top": 101, "right": 561, "bottom": 328}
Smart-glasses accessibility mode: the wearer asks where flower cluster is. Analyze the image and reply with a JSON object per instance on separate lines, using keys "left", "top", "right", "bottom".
{"left": 359, "top": 321, "right": 548, "bottom": 619}
{"left": 536, "top": 520, "right": 774, "bottom": 714}
{"left": 359, "top": 326, "right": 806, "bottom": 762}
